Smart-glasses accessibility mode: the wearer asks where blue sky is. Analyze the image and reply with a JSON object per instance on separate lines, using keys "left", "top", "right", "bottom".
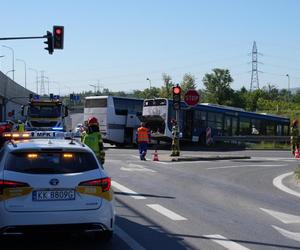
{"left": 1, "top": 0, "right": 300, "bottom": 95}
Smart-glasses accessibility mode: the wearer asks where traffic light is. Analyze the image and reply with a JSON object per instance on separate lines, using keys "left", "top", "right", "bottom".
{"left": 53, "top": 26, "right": 64, "bottom": 49}
{"left": 44, "top": 31, "right": 54, "bottom": 54}
{"left": 70, "top": 94, "right": 74, "bottom": 100}
{"left": 172, "top": 84, "right": 181, "bottom": 110}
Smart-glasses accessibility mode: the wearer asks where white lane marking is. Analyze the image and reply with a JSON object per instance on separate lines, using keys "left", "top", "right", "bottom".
{"left": 252, "top": 157, "right": 296, "bottom": 161}
{"left": 207, "top": 164, "right": 286, "bottom": 170}
{"left": 272, "top": 225, "right": 300, "bottom": 242}
{"left": 153, "top": 161, "right": 170, "bottom": 165}
{"left": 261, "top": 208, "right": 300, "bottom": 224}
{"left": 121, "top": 163, "right": 156, "bottom": 172}
{"left": 146, "top": 204, "right": 187, "bottom": 221}
{"left": 115, "top": 225, "right": 147, "bottom": 250}
{"left": 203, "top": 234, "right": 250, "bottom": 250}
{"left": 131, "top": 155, "right": 151, "bottom": 161}
{"left": 112, "top": 181, "right": 146, "bottom": 200}
{"left": 273, "top": 172, "right": 300, "bottom": 198}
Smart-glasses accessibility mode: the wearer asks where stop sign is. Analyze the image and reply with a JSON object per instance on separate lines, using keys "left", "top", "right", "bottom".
{"left": 184, "top": 89, "right": 200, "bottom": 106}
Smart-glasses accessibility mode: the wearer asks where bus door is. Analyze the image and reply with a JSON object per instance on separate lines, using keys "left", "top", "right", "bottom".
{"left": 183, "top": 110, "right": 193, "bottom": 139}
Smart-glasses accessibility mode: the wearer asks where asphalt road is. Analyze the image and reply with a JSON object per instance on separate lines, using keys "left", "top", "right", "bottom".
{"left": 3, "top": 147, "right": 300, "bottom": 250}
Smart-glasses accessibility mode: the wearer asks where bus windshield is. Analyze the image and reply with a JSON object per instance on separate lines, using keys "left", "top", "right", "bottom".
{"left": 29, "top": 105, "right": 61, "bottom": 118}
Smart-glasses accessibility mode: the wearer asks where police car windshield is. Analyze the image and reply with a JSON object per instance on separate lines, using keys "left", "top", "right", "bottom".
{"left": 6, "top": 152, "right": 99, "bottom": 174}
{"left": 29, "top": 105, "right": 61, "bottom": 118}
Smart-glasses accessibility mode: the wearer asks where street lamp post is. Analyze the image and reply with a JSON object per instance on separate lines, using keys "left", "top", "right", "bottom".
{"left": 2, "top": 45, "right": 14, "bottom": 81}
{"left": 286, "top": 74, "right": 290, "bottom": 106}
{"left": 16, "top": 58, "right": 27, "bottom": 89}
{"left": 29, "top": 68, "right": 39, "bottom": 94}
{"left": 89, "top": 84, "right": 97, "bottom": 94}
{"left": 5, "top": 70, "right": 15, "bottom": 76}
{"left": 146, "top": 78, "right": 152, "bottom": 89}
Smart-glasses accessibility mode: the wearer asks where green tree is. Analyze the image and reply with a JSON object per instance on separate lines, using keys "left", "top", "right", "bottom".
{"left": 202, "top": 68, "right": 234, "bottom": 105}
{"left": 180, "top": 73, "right": 196, "bottom": 94}
{"left": 133, "top": 87, "right": 160, "bottom": 99}
{"left": 159, "top": 73, "right": 173, "bottom": 99}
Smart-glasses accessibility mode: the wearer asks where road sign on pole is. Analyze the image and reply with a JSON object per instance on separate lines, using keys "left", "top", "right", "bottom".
{"left": 184, "top": 89, "right": 200, "bottom": 106}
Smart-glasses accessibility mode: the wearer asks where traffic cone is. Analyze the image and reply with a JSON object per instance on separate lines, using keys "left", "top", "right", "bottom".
{"left": 295, "top": 147, "right": 300, "bottom": 159}
{"left": 153, "top": 150, "right": 159, "bottom": 161}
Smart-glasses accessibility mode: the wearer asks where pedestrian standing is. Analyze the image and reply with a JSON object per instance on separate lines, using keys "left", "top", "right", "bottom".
{"left": 170, "top": 119, "right": 180, "bottom": 156}
{"left": 137, "top": 122, "right": 149, "bottom": 160}
{"left": 290, "top": 119, "right": 299, "bottom": 156}
{"left": 81, "top": 117, "right": 105, "bottom": 165}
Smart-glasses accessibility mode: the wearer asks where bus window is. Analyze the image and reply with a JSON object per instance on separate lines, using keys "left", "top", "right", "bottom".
{"left": 85, "top": 99, "right": 107, "bottom": 108}
{"left": 224, "top": 116, "right": 232, "bottom": 136}
{"left": 251, "top": 119, "right": 261, "bottom": 135}
{"left": 207, "top": 112, "right": 223, "bottom": 131}
{"left": 232, "top": 117, "right": 238, "bottom": 135}
{"left": 239, "top": 117, "right": 251, "bottom": 135}
{"left": 266, "top": 121, "right": 276, "bottom": 135}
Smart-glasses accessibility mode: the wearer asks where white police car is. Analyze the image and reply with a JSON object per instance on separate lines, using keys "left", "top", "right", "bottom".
{"left": 0, "top": 132, "right": 114, "bottom": 240}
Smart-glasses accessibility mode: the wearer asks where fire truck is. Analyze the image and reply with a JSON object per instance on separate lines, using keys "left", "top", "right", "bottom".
{"left": 22, "top": 94, "right": 69, "bottom": 131}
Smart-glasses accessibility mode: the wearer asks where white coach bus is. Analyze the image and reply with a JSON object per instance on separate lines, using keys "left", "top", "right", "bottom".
{"left": 84, "top": 96, "right": 143, "bottom": 145}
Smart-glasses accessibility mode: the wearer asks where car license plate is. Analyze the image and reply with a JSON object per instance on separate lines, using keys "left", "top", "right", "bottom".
{"left": 32, "top": 189, "right": 75, "bottom": 201}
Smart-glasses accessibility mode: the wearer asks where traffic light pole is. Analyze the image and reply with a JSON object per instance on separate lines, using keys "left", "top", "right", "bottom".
{"left": 0, "top": 35, "right": 47, "bottom": 41}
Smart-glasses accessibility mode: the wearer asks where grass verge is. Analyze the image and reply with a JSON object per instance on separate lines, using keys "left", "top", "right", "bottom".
{"left": 295, "top": 165, "right": 300, "bottom": 180}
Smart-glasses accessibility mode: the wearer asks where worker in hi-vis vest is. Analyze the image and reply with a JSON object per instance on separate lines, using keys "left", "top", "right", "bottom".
{"left": 17, "top": 120, "right": 25, "bottom": 132}
{"left": 170, "top": 119, "right": 180, "bottom": 156}
{"left": 81, "top": 117, "right": 105, "bottom": 165}
{"left": 136, "top": 122, "right": 150, "bottom": 160}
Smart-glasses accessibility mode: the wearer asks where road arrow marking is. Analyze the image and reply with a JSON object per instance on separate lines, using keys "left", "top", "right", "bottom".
{"left": 203, "top": 234, "right": 251, "bottom": 250}
{"left": 261, "top": 208, "right": 300, "bottom": 224}
{"left": 272, "top": 225, "right": 300, "bottom": 242}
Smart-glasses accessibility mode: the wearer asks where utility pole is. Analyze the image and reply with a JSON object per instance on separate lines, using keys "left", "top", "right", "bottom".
{"left": 250, "top": 41, "right": 262, "bottom": 91}
{"left": 40, "top": 71, "right": 46, "bottom": 95}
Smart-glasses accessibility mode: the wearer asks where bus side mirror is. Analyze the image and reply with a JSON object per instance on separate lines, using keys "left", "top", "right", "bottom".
{"left": 21, "top": 106, "right": 24, "bottom": 116}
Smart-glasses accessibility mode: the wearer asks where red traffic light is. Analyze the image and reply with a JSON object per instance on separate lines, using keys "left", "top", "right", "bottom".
{"left": 173, "top": 86, "right": 181, "bottom": 95}
{"left": 55, "top": 28, "right": 62, "bottom": 35}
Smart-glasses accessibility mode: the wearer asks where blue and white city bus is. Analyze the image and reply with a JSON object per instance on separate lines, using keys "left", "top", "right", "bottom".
{"left": 142, "top": 98, "right": 290, "bottom": 144}
{"left": 84, "top": 96, "right": 143, "bottom": 145}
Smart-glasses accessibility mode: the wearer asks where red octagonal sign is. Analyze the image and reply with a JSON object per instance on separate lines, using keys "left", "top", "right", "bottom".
{"left": 184, "top": 89, "right": 200, "bottom": 106}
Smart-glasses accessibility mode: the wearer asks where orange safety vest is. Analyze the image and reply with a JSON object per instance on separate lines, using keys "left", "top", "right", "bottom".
{"left": 137, "top": 127, "right": 149, "bottom": 143}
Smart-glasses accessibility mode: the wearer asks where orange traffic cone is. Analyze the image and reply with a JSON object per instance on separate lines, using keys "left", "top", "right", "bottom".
{"left": 153, "top": 150, "right": 159, "bottom": 161}
{"left": 295, "top": 147, "right": 300, "bottom": 159}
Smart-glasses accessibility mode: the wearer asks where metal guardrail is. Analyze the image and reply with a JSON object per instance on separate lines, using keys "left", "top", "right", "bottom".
{"left": 213, "top": 135, "right": 290, "bottom": 143}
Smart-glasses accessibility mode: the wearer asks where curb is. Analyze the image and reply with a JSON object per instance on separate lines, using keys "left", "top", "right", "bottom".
{"left": 170, "top": 155, "right": 251, "bottom": 162}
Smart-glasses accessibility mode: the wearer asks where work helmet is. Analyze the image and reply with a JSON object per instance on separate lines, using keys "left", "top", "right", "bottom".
{"left": 88, "top": 117, "right": 98, "bottom": 126}
{"left": 171, "top": 119, "right": 177, "bottom": 124}
{"left": 18, "top": 120, "right": 23, "bottom": 124}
